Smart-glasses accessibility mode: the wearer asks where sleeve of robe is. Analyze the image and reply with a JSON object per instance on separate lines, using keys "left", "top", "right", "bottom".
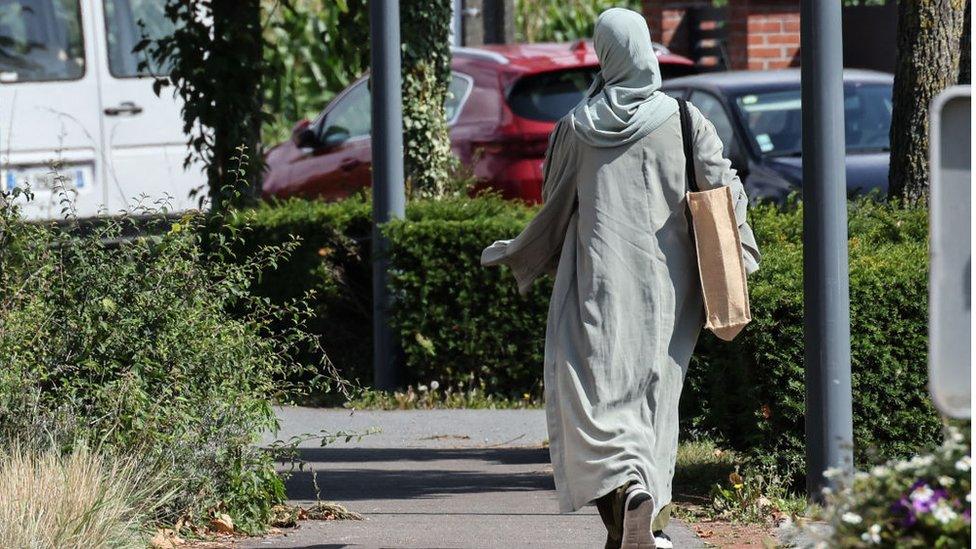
{"left": 686, "top": 102, "right": 762, "bottom": 274}
{"left": 480, "top": 117, "right": 578, "bottom": 294}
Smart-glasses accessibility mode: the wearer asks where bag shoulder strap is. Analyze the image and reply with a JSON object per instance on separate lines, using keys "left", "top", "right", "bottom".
{"left": 677, "top": 98, "right": 700, "bottom": 193}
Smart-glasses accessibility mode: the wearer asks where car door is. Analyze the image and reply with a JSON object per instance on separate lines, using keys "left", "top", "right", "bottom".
{"left": 289, "top": 79, "right": 373, "bottom": 200}
{"left": 94, "top": 0, "right": 203, "bottom": 213}
{"left": 0, "top": 0, "right": 103, "bottom": 219}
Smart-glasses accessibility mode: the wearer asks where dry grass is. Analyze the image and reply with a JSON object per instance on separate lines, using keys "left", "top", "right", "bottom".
{"left": 0, "top": 444, "right": 167, "bottom": 549}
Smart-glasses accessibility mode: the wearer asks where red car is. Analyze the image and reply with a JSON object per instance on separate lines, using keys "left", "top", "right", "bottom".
{"left": 263, "top": 42, "right": 697, "bottom": 203}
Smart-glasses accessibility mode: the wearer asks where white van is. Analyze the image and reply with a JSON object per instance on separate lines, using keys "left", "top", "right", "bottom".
{"left": 0, "top": 0, "right": 203, "bottom": 219}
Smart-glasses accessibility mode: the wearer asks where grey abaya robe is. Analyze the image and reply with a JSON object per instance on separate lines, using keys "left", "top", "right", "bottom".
{"left": 481, "top": 8, "right": 761, "bottom": 518}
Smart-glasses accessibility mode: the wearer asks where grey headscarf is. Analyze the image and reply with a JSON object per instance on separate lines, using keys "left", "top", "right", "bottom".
{"left": 570, "top": 8, "right": 679, "bottom": 148}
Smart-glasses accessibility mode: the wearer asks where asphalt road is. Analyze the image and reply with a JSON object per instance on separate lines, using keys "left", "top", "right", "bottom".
{"left": 238, "top": 407, "right": 705, "bottom": 549}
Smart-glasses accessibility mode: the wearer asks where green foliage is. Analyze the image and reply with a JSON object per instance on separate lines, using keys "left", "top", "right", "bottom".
{"left": 708, "top": 465, "right": 807, "bottom": 524}
{"left": 400, "top": 0, "right": 456, "bottom": 197}
{"left": 262, "top": 0, "right": 369, "bottom": 144}
{"left": 0, "top": 189, "right": 334, "bottom": 533}
{"left": 686, "top": 200, "right": 937, "bottom": 480}
{"left": 812, "top": 427, "right": 971, "bottom": 547}
{"left": 141, "top": 1, "right": 265, "bottom": 209}
{"left": 260, "top": 0, "right": 459, "bottom": 197}
{"left": 225, "top": 195, "right": 939, "bottom": 482}
{"left": 515, "top": 0, "right": 642, "bottom": 42}
{"left": 222, "top": 195, "right": 532, "bottom": 388}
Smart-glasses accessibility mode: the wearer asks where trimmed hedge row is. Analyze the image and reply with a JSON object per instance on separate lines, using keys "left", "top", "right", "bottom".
{"left": 224, "top": 196, "right": 941, "bottom": 475}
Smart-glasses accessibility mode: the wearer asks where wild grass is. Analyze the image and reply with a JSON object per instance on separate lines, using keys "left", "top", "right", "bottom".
{"left": 673, "top": 438, "right": 809, "bottom": 524}
{"left": 344, "top": 384, "right": 543, "bottom": 410}
{"left": 0, "top": 444, "right": 170, "bottom": 549}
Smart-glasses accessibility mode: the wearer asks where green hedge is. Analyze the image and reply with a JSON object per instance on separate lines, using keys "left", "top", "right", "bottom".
{"left": 686, "top": 200, "right": 937, "bottom": 474}
{"left": 225, "top": 196, "right": 941, "bottom": 476}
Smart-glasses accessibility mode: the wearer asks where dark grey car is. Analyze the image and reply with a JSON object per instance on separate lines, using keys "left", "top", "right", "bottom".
{"left": 662, "top": 69, "right": 893, "bottom": 203}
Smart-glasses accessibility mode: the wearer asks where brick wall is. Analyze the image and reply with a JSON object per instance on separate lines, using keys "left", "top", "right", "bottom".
{"left": 643, "top": 0, "right": 801, "bottom": 71}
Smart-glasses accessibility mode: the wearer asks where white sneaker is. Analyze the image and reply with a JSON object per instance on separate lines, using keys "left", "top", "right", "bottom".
{"left": 621, "top": 485, "right": 656, "bottom": 549}
{"left": 653, "top": 531, "right": 673, "bottom": 549}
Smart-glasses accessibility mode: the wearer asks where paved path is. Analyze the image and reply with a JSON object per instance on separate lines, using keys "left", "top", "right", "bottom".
{"left": 239, "top": 407, "right": 704, "bottom": 549}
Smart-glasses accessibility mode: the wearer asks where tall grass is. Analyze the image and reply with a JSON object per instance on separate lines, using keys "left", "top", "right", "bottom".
{"left": 0, "top": 444, "right": 169, "bottom": 549}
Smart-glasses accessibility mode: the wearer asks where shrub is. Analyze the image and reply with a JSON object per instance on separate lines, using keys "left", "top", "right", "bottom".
{"left": 223, "top": 196, "right": 940, "bottom": 480}
{"left": 0, "top": 444, "right": 167, "bottom": 549}
{"left": 0, "top": 189, "right": 330, "bottom": 533}
{"left": 804, "top": 427, "right": 971, "bottom": 547}
{"left": 222, "top": 195, "right": 534, "bottom": 387}
{"left": 685, "top": 200, "right": 937, "bottom": 477}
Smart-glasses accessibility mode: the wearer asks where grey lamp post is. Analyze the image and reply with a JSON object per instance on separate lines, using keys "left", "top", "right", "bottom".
{"left": 370, "top": 0, "right": 406, "bottom": 390}
{"left": 800, "top": 0, "right": 854, "bottom": 499}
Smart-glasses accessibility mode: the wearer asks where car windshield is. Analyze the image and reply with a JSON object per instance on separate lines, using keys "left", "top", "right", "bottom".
{"left": 734, "top": 83, "right": 892, "bottom": 157}
{"left": 0, "top": 0, "right": 85, "bottom": 82}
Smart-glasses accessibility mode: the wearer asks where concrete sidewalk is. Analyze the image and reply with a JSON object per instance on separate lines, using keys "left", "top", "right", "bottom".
{"left": 238, "top": 407, "right": 705, "bottom": 549}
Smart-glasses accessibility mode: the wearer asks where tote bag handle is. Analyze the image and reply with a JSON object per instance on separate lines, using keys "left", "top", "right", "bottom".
{"left": 676, "top": 98, "right": 752, "bottom": 341}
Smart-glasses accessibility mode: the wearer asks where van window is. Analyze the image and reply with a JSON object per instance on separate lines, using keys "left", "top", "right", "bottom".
{"left": 103, "top": 0, "right": 174, "bottom": 77}
{"left": 0, "top": 0, "right": 85, "bottom": 83}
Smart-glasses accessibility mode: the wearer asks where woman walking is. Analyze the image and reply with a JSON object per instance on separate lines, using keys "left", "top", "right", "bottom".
{"left": 481, "top": 8, "right": 760, "bottom": 549}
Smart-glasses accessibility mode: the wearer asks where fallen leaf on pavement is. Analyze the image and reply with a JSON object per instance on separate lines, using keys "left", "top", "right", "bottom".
{"left": 209, "top": 513, "right": 234, "bottom": 534}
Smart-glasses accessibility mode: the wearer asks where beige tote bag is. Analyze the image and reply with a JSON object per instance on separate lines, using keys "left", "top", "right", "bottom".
{"left": 678, "top": 99, "right": 751, "bottom": 341}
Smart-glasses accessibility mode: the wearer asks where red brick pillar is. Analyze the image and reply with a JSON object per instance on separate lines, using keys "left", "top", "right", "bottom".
{"left": 729, "top": 0, "right": 800, "bottom": 70}
{"left": 642, "top": 0, "right": 800, "bottom": 71}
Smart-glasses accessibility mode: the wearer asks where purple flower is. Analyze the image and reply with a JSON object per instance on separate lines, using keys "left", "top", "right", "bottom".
{"left": 892, "top": 497, "right": 917, "bottom": 527}
{"left": 890, "top": 479, "right": 957, "bottom": 528}
{"left": 907, "top": 481, "right": 948, "bottom": 514}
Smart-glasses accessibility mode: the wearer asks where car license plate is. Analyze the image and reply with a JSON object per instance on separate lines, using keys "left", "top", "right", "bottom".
{"left": 4, "top": 164, "right": 93, "bottom": 194}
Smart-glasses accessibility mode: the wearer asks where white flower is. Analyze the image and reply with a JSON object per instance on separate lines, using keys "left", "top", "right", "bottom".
{"left": 955, "top": 455, "right": 971, "bottom": 472}
{"left": 951, "top": 430, "right": 964, "bottom": 443}
{"left": 910, "top": 455, "right": 935, "bottom": 468}
{"left": 855, "top": 471, "right": 870, "bottom": 481}
{"left": 870, "top": 465, "right": 889, "bottom": 477}
{"left": 842, "top": 512, "right": 863, "bottom": 524}
{"left": 860, "top": 524, "right": 882, "bottom": 545}
{"left": 932, "top": 501, "right": 958, "bottom": 524}
{"left": 430, "top": 380, "right": 440, "bottom": 390}
{"left": 938, "top": 475, "right": 955, "bottom": 487}
{"left": 824, "top": 467, "right": 844, "bottom": 479}
{"left": 966, "top": 493, "right": 972, "bottom": 502}
{"left": 895, "top": 460, "right": 914, "bottom": 472}
{"left": 417, "top": 384, "right": 428, "bottom": 392}
{"left": 910, "top": 484, "right": 934, "bottom": 503}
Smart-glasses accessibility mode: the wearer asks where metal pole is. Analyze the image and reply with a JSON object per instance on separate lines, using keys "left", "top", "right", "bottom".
{"left": 800, "top": 0, "right": 854, "bottom": 499}
{"left": 370, "top": 0, "right": 406, "bottom": 390}
{"left": 452, "top": 0, "right": 463, "bottom": 46}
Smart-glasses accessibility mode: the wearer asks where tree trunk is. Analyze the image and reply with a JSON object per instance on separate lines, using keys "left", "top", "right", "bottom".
{"left": 888, "top": 0, "right": 968, "bottom": 204}
{"left": 960, "top": 0, "right": 971, "bottom": 84}
{"left": 210, "top": 0, "right": 263, "bottom": 210}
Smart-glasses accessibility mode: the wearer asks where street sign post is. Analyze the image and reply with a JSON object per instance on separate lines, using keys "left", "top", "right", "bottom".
{"left": 928, "top": 86, "right": 972, "bottom": 419}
